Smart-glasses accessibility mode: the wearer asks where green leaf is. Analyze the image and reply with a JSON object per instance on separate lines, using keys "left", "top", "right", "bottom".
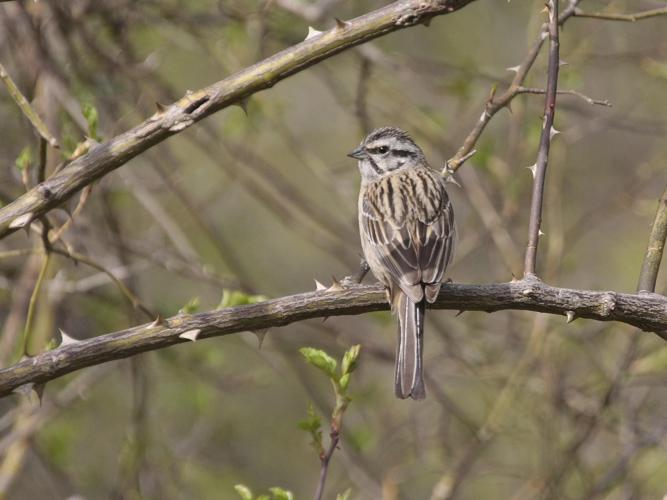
{"left": 82, "top": 102, "right": 99, "bottom": 140}
{"left": 298, "top": 403, "right": 323, "bottom": 455}
{"left": 234, "top": 484, "right": 253, "bottom": 500}
{"left": 269, "top": 487, "right": 293, "bottom": 500}
{"left": 299, "top": 347, "right": 337, "bottom": 379}
{"left": 336, "top": 488, "right": 352, "bottom": 500}
{"left": 341, "top": 344, "right": 361, "bottom": 375}
{"left": 15, "top": 146, "right": 32, "bottom": 171}
{"left": 179, "top": 296, "right": 200, "bottom": 314}
{"left": 297, "top": 403, "right": 322, "bottom": 433}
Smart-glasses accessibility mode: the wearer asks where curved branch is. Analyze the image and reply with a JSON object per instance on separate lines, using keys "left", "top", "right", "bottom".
{"left": 0, "top": 0, "right": 476, "bottom": 240}
{"left": 0, "top": 278, "right": 666, "bottom": 398}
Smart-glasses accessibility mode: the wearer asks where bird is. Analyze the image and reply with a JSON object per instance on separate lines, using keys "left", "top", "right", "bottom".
{"left": 349, "top": 127, "right": 455, "bottom": 400}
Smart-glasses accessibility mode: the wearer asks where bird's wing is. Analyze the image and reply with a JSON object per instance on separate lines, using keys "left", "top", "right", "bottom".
{"left": 361, "top": 168, "right": 454, "bottom": 303}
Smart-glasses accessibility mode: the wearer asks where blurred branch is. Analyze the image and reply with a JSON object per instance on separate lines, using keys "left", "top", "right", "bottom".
{"left": 523, "top": 0, "right": 560, "bottom": 277}
{"left": 0, "top": 277, "right": 666, "bottom": 397}
{"left": 573, "top": 6, "right": 667, "bottom": 22}
{"left": 0, "top": 61, "right": 59, "bottom": 148}
{"left": 637, "top": 184, "right": 667, "bottom": 292}
{"left": 0, "top": 0, "right": 476, "bottom": 240}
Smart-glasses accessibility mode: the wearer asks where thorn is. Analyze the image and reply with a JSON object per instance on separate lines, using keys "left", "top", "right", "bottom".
{"left": 455, "top": 310, "right": 465, "bottom": 317}
{"left": 155, "top": 102, "right": 168, "bottom": 113}
{"left": 314, "top": 279, "right": 327, "bottom": 291}
{"left": 565, "top": 310, "right": 575, "bottom": 323}
{"left": 510, "top": 273, "right": 519, "bottom": 282}
{"left": 527, "top": 164, "right": 537, "bottom": 179}
{"left": 445, "top": 175, "right": 462, "bottom": 188}
{"left": 145, "top": 315, "right": 166, "bottom": 329}
{"left": 505, "top": 101, "right": 513, "bottom": 114}
{"left": 421, "top": 17, "right": 432, "bottom": 27}
{"left": 9, "top": 212, "right": 33, "bottom": 229}
{"left": 33, "top": 383, "right": 45, "bottom": 405}
{"left": 549, "top": 126, "right": 560, "bottom": 140}
{"left": 538, "top": 229, "right": 545, "bottom": 236}
{"left": 58, "top": 328, "right": 80, "bottom": 347}
{"left": 305, "top": 26, "right": 323, "bottom": 40}
{"left": 328, "top": 276, "right": 344, "bottom": 292}
{"left": 559, "top": 60, "right": 568, "bottom": 67}
{"left": 322, "top": 316, "right": 329, "bottom": 323}
{"left": 506, "top": 65, "right": 521, "bottom": 73}
{"left": 13, "top": 382, "right": 45, "bottom": 405}
{"left": 179, "top": 328, "right": 201, "bottom": 342}
{"left": 251, "top": 328, "right": 268, "bottom": 348}
{"left": 334, "top": 18, "right": 349, "bottom": 29}
{"left": 83, "top": 135, "right": 100, "bottom": 146}
{"left": 235, "top": 97, "right": 249, "bottom": 115}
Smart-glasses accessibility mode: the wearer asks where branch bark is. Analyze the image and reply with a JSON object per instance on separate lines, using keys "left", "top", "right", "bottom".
{"left": 637, "top": 184, "right": 667, "bottom": 292}
{"left": 1, "top": 278, "right": 666, "bottom": 398}
{"left": 0, "top": 0, "right": 475, "bottom": 240}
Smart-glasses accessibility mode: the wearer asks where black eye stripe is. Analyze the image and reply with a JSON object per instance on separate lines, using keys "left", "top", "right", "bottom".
{"left": 392, "top": 149, "right": 412, "bottom": 157}
{"left": 367, "top": 146, "right": 389, "bottom": 155}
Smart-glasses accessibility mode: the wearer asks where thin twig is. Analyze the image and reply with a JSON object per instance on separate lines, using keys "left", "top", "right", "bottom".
{"left": 573, "top": 6, "right": 667, "bottom": 22}
{"left": 523, "top": 0, "right": 560, "bottom": 277}
{"left": 21, "top": 252, "right": 51, "bottom": 357}
{"left": 637, "top": 184, "right": 667, "bottom": 292}
{"left": 516, "top": 86, "right": 611, "bottom": 107}
{"left": 51, "top": 247, "right": 155, "bottom": 320}
{"left": 0, "top": 62, "right": 59, "bottom": 148}
{"left": 314, "top": 430, "right": 339, "bottom": 500}
{"left": 445, "top": 1, "right": 581, "bottom": 172}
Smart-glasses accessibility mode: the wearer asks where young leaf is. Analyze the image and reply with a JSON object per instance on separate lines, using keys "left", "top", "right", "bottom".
{"left": 336, "top": 488, "right": 352, "bottom": 500}
{"left": 234, "top": 484, "right": 253, "bottom": 500}
{"left": 179, "top": 296, "right": 200, "bottom": 314}
{"left": 297, "top": 403, "right": 322, "bottom": 433}
{"left": 269, "top": 487, "right": 294, "bottom": 500}
{"left": 82, "top": 102, "right": 99, "bottom": 140}
{"left": 299, "top": 347, "right": 337, "bottom": 379}
{"left": 341, "top": 345, "right": 361, "bottom": 375}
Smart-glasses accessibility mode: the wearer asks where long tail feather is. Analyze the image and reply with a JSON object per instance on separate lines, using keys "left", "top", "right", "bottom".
{"left": 394, "top": 292, "right": 426, "bottom": 400}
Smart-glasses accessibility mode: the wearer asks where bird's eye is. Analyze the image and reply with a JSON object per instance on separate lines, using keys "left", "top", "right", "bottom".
{"left": 377, "top": 146, "right": 389, "bottom": 154}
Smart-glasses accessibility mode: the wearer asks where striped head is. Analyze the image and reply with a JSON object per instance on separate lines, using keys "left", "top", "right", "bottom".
{"left": 348, "top": 127, "right": 426, "bottom": 184}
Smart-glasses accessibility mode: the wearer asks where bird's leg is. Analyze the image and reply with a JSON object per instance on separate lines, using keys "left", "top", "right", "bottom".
{"left": 341, "top": 258, "right": 371, "bottom": 287}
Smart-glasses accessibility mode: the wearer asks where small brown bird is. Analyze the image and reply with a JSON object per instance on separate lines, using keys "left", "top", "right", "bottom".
{"left": 349, "top": 127, "right": 455, "bottom": 400}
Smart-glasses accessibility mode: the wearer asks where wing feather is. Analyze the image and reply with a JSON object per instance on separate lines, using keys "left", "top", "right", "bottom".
{"left": 360, "top": 168, "right": 455, "bottom": 304}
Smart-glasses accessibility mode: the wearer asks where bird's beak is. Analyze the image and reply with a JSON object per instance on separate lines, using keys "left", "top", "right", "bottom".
{"left": 347, "top": 146, "right": 367, "bottom": 160}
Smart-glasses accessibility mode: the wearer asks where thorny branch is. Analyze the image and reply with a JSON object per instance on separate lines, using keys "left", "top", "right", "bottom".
{"left": 523, "top": 0, "right": 560, "bottom": 277}
{"left": 0, "top": 278, "right": 666, "bottom": 398}
{"left": 0, "top": 0, "right": 476, "bottom": 240}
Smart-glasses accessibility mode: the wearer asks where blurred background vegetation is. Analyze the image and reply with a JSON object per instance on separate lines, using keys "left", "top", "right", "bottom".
{"left": 1, "top": 0, "right": 667, "bottom": 498}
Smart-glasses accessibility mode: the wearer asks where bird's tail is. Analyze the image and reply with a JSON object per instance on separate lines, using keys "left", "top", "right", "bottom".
{"left": 394, "top": 291, "right": 426, "bottom": 400}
